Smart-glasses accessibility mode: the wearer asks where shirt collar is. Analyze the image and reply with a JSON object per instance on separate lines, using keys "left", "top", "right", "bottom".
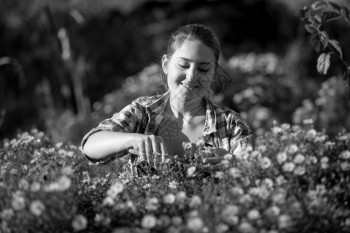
{"left": 146, "top": 91, "right": 217, "bottom": 135}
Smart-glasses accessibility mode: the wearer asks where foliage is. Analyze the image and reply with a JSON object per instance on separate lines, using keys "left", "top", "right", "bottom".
{"left": 298, "top": 0, "right": 350, "bottom": 87}
{"left": 1, "top": 123, "right": 350, "bottom": 232}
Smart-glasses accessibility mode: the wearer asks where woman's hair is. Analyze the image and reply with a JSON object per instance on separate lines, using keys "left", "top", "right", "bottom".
{"left": 166, "top": 24, "right": 220, "bottom": 66}
{"left": 162, "top": 24, "right": 224, "bottom": 94}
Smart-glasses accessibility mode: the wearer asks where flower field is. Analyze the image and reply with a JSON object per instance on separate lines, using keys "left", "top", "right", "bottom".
{"left": 1, "top": 121, "right": 350, "bottom": 233}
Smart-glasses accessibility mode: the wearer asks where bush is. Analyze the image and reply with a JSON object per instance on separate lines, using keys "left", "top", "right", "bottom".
{"left": 1, "top": 122, "right": 350, "bottom": 233}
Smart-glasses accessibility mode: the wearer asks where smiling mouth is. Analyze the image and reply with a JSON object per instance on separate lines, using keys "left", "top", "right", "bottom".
{"left": 181, "top": 83, "right": 199, "bottom": 89}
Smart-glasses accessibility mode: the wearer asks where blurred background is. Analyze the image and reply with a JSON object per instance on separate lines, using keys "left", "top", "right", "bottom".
{"left": 1, "top": 0, "right": 350, "bottom": 145}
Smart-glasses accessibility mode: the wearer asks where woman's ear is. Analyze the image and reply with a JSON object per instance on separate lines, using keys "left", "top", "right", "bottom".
{"left": 161, "top": 55, "right": 169, "bottom": 75}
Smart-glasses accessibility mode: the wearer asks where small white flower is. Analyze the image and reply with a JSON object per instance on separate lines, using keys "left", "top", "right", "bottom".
{"left": 187, "top": 166, "right": 196, "bottom": 177}
{"left": 260, "top": 157, "right": 271, "bottom": 169}
{"left": 141, "top": 214, "right": 157, "bottom": 229}
{"left": 216, "top": 223, "right": 229, "bottom": 233}
{"left": 163, "top": 193, "right": 176, "bottom": 204}
{"left": 294, "top": 166, "right": 306, "bottom": 176}
{"left": 228, "top": 168, "right": 241, "bottom": 178}
{"left": 277, "top": 152, "right": 288, "bottom": 164}
{"left": 282, "top": 162, "right": 295, "bottom": 172}
{"left": 341, "top": 162, "right": 350, "bottom": 171}
{"left": 224, "top": 153, "right": 233, "bottom": 160}
{"left": 278, "top": 214, "right": 292, "bottom": 229}
{"left": 57, "top": 176, "right": 71, "bottom": 191}
{"left": 145, "top": 197, "right": 159, "bottom": 211}
{"left": 107, "top": 182, "right": 124, "bottom": 198}
{"left": 18, "top": 179, "right": 29, "bottom": 190}
{"left": 214, "top": 171, "right": 224, "bottom": 179}
{"left": 175, "top": 191, "right": 187, "bottom": 203}
{"left": 265, "top": 205, "right": 280, "bottom": 216}
{"left": 189, "top": 195, "right": 202, "bottom": 208}
{"left": 286, "top": 144, "right": 298, "bottom": 154}
{"left": 340, "top": 150, "right": 350, "bottom": 160}
{"left": 238, "top": 221, "right": 255, "bottom": 233}
{"left": 61, "top": 166, "right": 73, "bottom": 175}
{"left": 11, "top": 194, "right": 26, "bottom": 210}
{"left": 247, "top": 209, "right": 260, "bottom": 220}
{"left": 30, "top": 200, "right": 45, "bottom": 216}
{"left": 72, "top": 215, "right": 88, "bottom": 231}
{"left": 230, "top": 187, "right": 244, "bottom": 196}
{"left": 306, "top": 129, "right": 317, "bottom": 137}
{"left": 169, "top": 181, "right": 179, "bottom": 190}
{"left": 30, "top": 182, "right": 41, "bottom": 192}
{"left": 262, "top": 178, "right": 274, "bottom": 188}
{"left": 187, "top": 217, "right": 204, "bottom": 232}
{"left": 293, "top": 154, "right": 305, "bottom": 164}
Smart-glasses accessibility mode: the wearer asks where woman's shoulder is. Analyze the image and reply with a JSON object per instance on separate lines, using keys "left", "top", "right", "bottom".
{"left": 211, "top": 103, "right": 252, "bottom": 133}
{"left": 133, "top": 93, "right": 167, "bottom": 108}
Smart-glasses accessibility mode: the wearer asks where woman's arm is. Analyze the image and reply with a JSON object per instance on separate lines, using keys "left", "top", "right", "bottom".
{"left": 83, "top": 131, "right": 168, "bottom": 167}
{"left": 83, "top": 131, "right": 141, "bottom": 160}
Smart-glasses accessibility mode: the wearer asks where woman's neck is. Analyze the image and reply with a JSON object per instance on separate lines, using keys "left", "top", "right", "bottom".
{"left": 168, "top": 95, "right": 206, "bottom": 122}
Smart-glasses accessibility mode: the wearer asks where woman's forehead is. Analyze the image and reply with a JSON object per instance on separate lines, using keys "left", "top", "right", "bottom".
{"left": 172, "top": 40, "right": 215, "bottom": 64}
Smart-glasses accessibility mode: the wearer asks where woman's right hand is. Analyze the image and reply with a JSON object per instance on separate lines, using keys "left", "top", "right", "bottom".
{"left": 129, "top": 134, "right": 168, "bottom": 168}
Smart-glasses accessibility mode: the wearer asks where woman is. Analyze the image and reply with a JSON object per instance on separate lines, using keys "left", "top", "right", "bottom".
{"left": 81, "top": 24, "right": 252, "bottom": 171}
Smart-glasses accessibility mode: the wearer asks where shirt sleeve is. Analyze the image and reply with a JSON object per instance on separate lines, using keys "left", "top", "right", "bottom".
{"left": 228, "top": 115, "right": 253, "bottom": 155}
{"left": 80, "top": 100, "right": 144, "bottom": 164}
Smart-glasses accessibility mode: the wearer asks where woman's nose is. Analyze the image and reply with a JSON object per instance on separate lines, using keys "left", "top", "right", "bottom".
{"left": 185, "top": 67, "right": 199, "bottom": 84}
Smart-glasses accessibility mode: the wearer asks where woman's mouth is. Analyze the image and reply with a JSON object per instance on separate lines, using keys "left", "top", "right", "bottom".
{"left": 181, "top": 83, "right": 199, "bottom": 89}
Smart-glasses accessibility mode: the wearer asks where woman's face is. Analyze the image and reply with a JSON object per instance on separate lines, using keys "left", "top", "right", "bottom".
{"left": 162, "top": 40, "right": 216, "bottom": 103}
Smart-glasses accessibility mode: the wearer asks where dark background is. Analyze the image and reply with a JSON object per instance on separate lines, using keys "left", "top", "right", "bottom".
{"left": 1, "top": 0, "right": 350, "bottom": 145}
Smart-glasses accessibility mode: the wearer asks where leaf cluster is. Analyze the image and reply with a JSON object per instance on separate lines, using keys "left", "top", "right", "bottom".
{"left": 298, "top": 0, "right": 350, "bottom": 86}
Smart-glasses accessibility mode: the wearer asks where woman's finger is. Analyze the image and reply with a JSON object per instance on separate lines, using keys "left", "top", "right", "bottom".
{"left": 202, "top": 157, "right": 224, "bottom": 164}
{"left": 158, "top": 137, "right": 168, "bottom": 163}
{"left": 138, "top": 141, "right": 146, "bottom": 161}
{"left": 145, "top": 137, "right": 153, "bottom": 164}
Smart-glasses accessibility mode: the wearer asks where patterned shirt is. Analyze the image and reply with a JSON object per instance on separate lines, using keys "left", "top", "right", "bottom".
{"left": 81, "top": 91, "right": 252, "bottom": 164}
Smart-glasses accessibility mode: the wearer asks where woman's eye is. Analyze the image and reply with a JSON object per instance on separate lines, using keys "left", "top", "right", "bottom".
{"left": 198, "top": 67, "right": 209, "bottom": 72}
{"left": 179, "top": 63, "right": 189, "bottom": 69}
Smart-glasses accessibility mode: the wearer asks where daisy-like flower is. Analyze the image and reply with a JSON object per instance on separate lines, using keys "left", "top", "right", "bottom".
{"left": 340, "top": 150, "right": 350, "bottom": 160}
{"left": 18, "top": 179, "right": 29, "bottom": 190}
{"left": 247, "top": 209, "right": 260, "bottom": 220}
{"left": 216, "top": 223, "right": 229, "bottom": 233}
{"left": 141, "top": 214, "right": 157, "bottom": 229}
{"left": 341, "top": 162, "right": 350, "bottom": 171}
{"left": 163, "top": 193, "right": 176, "bottom": 204}
{"left": 293, "top": 154, "right": 305, "bottom": 164}
{"left": 238, "top": 221, "right": 255, "bottom": 233}
{"left": 286, "top": 144, "right": 298, "bottom": 154}
{"left": 187, "top": 166, "right": 196, "bottom": 177}
{"left": 265, "top": 205, "right": 280, "bottom": 216}
{"left": 189, "top": 195, "right": 202, "bottom": 208}
{"left": 169, "top": 181, "right": 179, "bottom": 190}
{"left": 228, "top": 168, "right": 241, "bottom": 178}
{"left": 277, "top": 152, "right": 288, "bottom": 164}
{"left": 145, "top": 197, "right": 159, "bottom": 211}
{"left": 282, "top": 162, "right": 295, "bottom": 172}
{"left": 107, "top": 182, "right": 124, "bottom": 198}
{"left": 11, "top": 193, "right": 26, "bottom": 210}
{"left": 306, "top": 129, "right": 317, "bottom": 138}
{"left": 260, "top": 157, "right": 272, "bottom": 169}
{"left": 186, "top": 217, "right": 204, "bottom": 232}
{"left": 214, "top": 171, "right": 224, "bottom": 179}
{"left": 72, "top": 215, "right": 88, "bottom": 231}
{"left": 224, "top": 153, "right": 233, "bottom": 160}
{"left": 30, "top": 182, "right": 41, "bottom": 192}
{"left": 294, "top": 166, "right": 306, "bottom": 176}
{"left": 278, "top": 214, "right": 292, "bottom": 229}
{"left": 30, "top": 200, "right": 45, "bottom": 216}
{"left": 175, "top": 191, "right": 187, "bottom": 203}
{"left": 57, "top": 176, "right": 71, "bottom": 191}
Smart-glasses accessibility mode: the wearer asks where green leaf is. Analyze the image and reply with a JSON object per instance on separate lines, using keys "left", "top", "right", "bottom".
{"left": 341, "top": 6, "right": 350, "bottom": 23}
{"left": 322, "top": 11, "right": 341, "bottom": 22}
{"left": 320, "top": 31, "right": 329, "bottom": 48}
{"left": 328, "top": 2, "right": 342, "bottom": 13}
{"left": 310, "top": 14, "right": 322, "bottom": 28}
{"left": 317, "top": 53, "right": 331, "bottom": 75}
{"left": 311, "top": 34, "right": 321, "bottom": 53}
{"left": 304, "top": 24, "right": 317, "bottom": 34}
{"left": 297, "top": 7, "right": 310, "bottom": 20}
{"left": 329, "top": 39, "right": 343, "bottom": 59}
{"left": 311, "top": 1, "right": 328, "bottom": 11}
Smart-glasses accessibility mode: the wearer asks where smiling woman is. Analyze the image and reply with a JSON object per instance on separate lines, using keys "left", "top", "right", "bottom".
{"left": 81, "top": 24, "right": 252, "bottom": 173}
